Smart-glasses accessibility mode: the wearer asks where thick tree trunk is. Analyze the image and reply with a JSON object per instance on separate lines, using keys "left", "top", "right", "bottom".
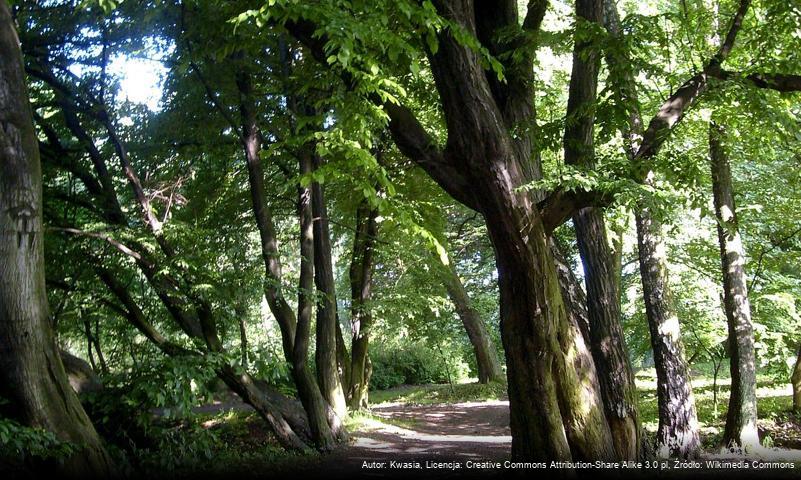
{"left": 441, "top": 256, "right": 503, "bottom": 383}
{"left": 564, "top": 0, "right": 639, "bottom": 459}
{"left": 792, "top": 345, "right": 801, "bottom": 413}
{"left": 312, "top": 157, "right": 347, "bottom": 418}
{"left": 0, "top": 2, "right": 114, "bottom": 474}
{"left": 710, "top": 122, "right": 759, "bottom": 451}
{"left": 550, "top": 239, "right": 617, "bottom": 460}
{"left": 348, "top": 200, "right": 378, "bottom": 410}
{"left": 415, "top": 1, "right": 617, "bottom": 460}
{"left": 636, "top": 208, "right": 701, "bottom": 458}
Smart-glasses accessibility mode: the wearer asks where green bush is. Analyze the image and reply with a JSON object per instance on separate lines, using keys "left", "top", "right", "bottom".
{"left": 370, "top": 342, "right": 469, "bottom": 390}
{"left": 0, "top": 414, "right": 78, "bottom": 468}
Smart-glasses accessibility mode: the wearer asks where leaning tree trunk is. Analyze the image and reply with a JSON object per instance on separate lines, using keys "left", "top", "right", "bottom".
{"left": 636, "top": 208, "right": 701, "bottom": 458}
{"left": 348, "top": 199, "right": 378, "bottom": 410}
{"left": 0, "top": 2, "right": 114, "bottom": 474}
{"left": 710, "top": 122, "right": 759, "bottom": 451}
{"left": 312, "top": 156, "right": 347, "bottom": 419}
{"left": 564, "top": 0, "right": 639, "bottom": 459}
{"left": 792, "top": 345, "right": 801, "bottom": 413}
{"left": 441, "top": 255, "right": 503, "bottom": 383}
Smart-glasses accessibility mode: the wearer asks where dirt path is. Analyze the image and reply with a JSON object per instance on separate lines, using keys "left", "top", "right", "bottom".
{"left": 271, "top": 400, "right": 512, "bottom": 478}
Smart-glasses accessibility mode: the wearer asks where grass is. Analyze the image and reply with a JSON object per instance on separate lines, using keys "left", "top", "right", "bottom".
{"left": 369, "top": 380, "right": 507, "bottom": 406}
{"left": 634, "top": 366, "right": 800, "bottom": 450}
{"left": 345, "top": 409, "right": 421, "bottom": 431}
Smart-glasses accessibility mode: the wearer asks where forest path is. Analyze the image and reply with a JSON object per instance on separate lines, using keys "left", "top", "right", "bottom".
{"left": 272, "top": 400, "right": 512, "bottom": 478}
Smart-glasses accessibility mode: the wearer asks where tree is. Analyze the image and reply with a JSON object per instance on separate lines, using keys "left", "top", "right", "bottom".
{"left": 347, "top": 198, "right": 379, "bottom": 409}
{"left": 235, "top": 63, "right": 343, "bottom": 449}
{"left": 709, "top": 122, "right": 759, "bottom": 451}
{"left": 269, "top": 0, "right": 756, "bottom": 461}
{"left": 564, "top": 0, "right": 639, "bottom": 458}
{"left": 0, "top": 1, "right": 113, "bottom": 474}
{"left": 602, "top": 1, "right": 700, "bottom": 458}
{"left": 440, "top": 253, "right": 503, "bottom": 384}
{"left": 793, "top": 344, "right": 801, "bottom": 413}
{"left": 312, "top": 155, "right": 348, "bottom": 418}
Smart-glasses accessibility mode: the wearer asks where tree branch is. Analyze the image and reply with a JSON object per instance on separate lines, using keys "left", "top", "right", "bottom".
{"left": 280, "top": 17, "right": 477, "bottom": 210}
{"left": 711, "top": 70, "right": 801, "bottom": 92}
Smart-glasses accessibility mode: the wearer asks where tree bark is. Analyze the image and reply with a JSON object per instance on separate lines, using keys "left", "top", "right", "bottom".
{"left": 550, "top": 239, "right": 617, "bottom": 460}
{"left": 792, "top": 344, "right": 801, "bottom": 413}
{"left": 636, "top": 209, "right": 701, "bottom": 458}
{"left": 347, "top": 199, "right": 378, "bottom": 410}
{"left": 709, "top": 122, "right": 759, "bottom": 451}
{"left": 564, "top": 0, "right": 639, "bottom": 459}
{"left": 293, "top": 148, "right": 337, "bottom": 450}
{"left": 0, "top": 2, "right": 114, "bottom": 474}
{"left": 441, "top": 255, "right": 503, "bottom": 383}
{"left": 603, "top": 0, "right": 701, "bottom": 458}
{"left": 312, "top": 156, "right": 347, "bottom": 418}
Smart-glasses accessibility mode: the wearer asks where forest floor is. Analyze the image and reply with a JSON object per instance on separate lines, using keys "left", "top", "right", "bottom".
{"left": 267, "top": 398, "right": 512, "bottom": 478}
{"left": 152, "top": 377, "right": 801, "bottom": 478}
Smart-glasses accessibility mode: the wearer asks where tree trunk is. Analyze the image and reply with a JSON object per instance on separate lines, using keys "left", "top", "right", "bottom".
{"left": 603, "top": 0, "right": 699, "bottom": 458}
{"left": 792, "top": 345, "right": 801, "bottom": 413}
{"left": 564, "top": 0, "right": 639, "bottom": 459}
{"left": 216, "top": 366, "right": 311, "bottom": 450}
{"left": 235, "top": 302, "right": 249, "bottom": 369}
{"left": 348, "top": 199, "right": 378, "bottom": 410}
{"left": 411, "top": 1, "right": 615, "bottom": 460}
{"left": 550, "top": 239, "right": 617, "bottom": 460}
{"left": 441, "top": 255, "right": 503, "bottom": 383}
{"left": 292, "top": 148, "right": 337, "bottom": 450}
{"left": 236, "top": 67, "right": 341, "bottom": 449}
{"left": 83, "top": 316, "right": 97, "bottom": 372}
{"left": 611, "top": 226, "right": 624, "bottom": 299}
{"left": 93, "top": 317, "right": 107, "bottom": 374}
{"left": 486, "top": 205, "right": 572, "bottom": 461}
{"left": 710, "top": 122, "right": 759, "bottom": 451}
{"left": 636, "top": 208, "right": 701, "bottom": 458}
{"left": 574, "top": 209, "right": 640, "bottom": 459}
{"left": 312, "top": 156, "right": 347, "bottom": 418}
{"left": 336, "top": 320, "right": 352, "bottom": 394}
{"left": 0, "top": 2, "right": 114, "bottom": 474}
